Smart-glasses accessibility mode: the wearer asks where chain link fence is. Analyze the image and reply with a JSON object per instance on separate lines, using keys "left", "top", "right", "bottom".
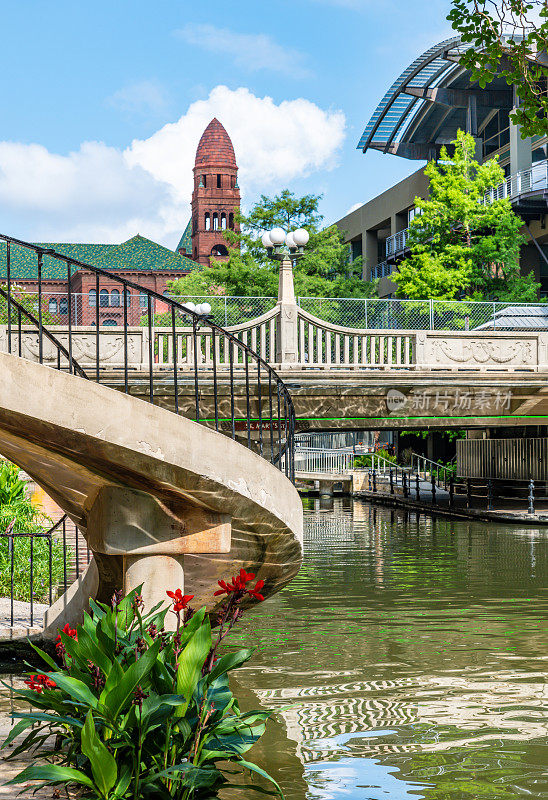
{"left": 2, "top": 290, "right": 548, "bottom": 332}
{"left": 297, "top": 297, "right": 548, "bottom": 331}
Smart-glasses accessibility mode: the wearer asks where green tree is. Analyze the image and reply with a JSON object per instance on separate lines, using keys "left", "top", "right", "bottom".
{"left": 169, "top": 190, "right": 375, "bottom": 299}
{"left": 448, "top": 0, "right": 548, "bottom": 138}
{"left": 392, "top": 131, "right": 537, "bottom": 301}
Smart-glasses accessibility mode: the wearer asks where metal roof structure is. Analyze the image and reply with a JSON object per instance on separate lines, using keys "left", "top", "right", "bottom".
{"left": 474, "top": 305, "right": 548, "bottom": 330}
{"left": 357, "top": 36, "right": 511, "bottom": 160}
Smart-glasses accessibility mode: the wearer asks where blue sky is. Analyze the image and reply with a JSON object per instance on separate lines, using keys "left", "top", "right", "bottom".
{"left": 0, "top": 0, "right": 455, "bottom": 247}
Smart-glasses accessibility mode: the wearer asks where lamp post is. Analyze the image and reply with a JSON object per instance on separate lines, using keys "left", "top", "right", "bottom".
{"left": 261, "top": 228, "right": 309, "bottom": 365}
{"left": 261, "top": 227, "right": 310, "bottom": 262}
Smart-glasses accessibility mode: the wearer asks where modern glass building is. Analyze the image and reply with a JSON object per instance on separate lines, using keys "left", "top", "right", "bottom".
{"left": 337, "top": 36, "right": 548, "bottom": 298}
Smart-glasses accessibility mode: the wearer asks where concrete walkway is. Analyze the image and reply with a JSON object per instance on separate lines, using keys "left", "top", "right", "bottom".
{"left": 355, "top": 475, "right": 548, "bottom": 525}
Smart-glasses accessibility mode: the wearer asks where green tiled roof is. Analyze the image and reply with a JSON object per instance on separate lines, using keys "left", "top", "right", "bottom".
{"left": 176, "top": 220, "right": 193, "bottom": 256}
{"left": 0, "top": 235, "right": 195, "bottom": 281}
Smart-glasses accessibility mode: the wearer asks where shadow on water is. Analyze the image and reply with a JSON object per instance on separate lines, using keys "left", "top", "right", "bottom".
{"left": 228, "top": 498, "right": 548, "bottom": 800}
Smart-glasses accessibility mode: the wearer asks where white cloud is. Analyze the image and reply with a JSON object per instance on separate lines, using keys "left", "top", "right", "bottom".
{"left": 346, "top": 202, "right": 363, "bottom": 214}
{"left": 0, "top": 85, "right": 346, "bottom": 245}
{"left": 107, "top": 80, "right": 170, "bottom": 116}
{"left": 176, "top": 24, "right": 311, "bottom": 78}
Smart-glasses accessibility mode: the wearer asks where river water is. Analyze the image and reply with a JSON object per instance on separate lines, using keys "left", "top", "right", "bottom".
{"left": 231, "top": 498, "right": 548, "bottom": 800}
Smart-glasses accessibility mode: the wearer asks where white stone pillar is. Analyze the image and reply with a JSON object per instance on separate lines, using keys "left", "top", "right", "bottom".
{"left": 275, "top": 257, "right": 299, "bottom": 366}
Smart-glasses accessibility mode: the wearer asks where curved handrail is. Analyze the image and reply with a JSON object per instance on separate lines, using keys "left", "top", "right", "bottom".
{"left": 0, "top": 233, "right": 295, "bottom": 481}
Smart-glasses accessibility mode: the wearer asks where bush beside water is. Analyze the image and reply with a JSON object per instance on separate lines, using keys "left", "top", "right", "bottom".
{"left": 0, "top": 461, "right": 66, "bottom": 603}
{"left": 3, "top": 574, "right": 283, "bottom": 799}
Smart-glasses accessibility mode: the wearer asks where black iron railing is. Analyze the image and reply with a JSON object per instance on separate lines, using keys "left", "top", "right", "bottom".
{"left": 0, "top": 233, "right": 295, "bottom": 481}
{"left": 0, "top": 514, "right": 90, "bottom": 627}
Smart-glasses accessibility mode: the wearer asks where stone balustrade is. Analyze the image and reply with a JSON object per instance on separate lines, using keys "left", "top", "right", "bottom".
{"left": 1, "top": 321, "right": 546, "bottom": 373}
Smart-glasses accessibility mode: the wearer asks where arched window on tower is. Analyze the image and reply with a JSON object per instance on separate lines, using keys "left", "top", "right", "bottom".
{"left": 213, "top": 213, "right": 219, "bottom": 230}
{"left": 221, "top": 213, "right": 227, "bottom": 230}
{"left": 211, "top": 244, "right": 229, "bottom": 257}
{"left": 217, "top": 174, "right": 222, "bottom": 188}
{"left": 100, "top": 289, "right": 109, "bottom": 308}
{"left": 110, "top": 289, "right": 120, "bottom": 307}
{"left": 205, "top": 212, "right": 211, "bottom": 231}
{"left": 88, "top": 289, "right": 96, "bottom": 307}
{"left": 202, "top": 174, "right": 207, "bottom": 188}
{"left": 229, "top": 212, "right": 234, "bottom": 230}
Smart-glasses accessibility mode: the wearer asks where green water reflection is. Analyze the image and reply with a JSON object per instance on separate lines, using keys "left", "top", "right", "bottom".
{"left": 230, "top": 499, "right": 548, "bottom": 800}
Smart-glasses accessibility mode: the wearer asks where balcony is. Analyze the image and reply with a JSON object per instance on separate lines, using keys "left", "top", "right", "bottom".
{"left": 385, "top": 159, "right": 548, "bottom": 260}
{"left": 370, "top": 261, "right": 394, "bottom": 279}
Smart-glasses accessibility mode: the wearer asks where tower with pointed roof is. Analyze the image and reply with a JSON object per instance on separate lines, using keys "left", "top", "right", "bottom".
{"left": 189, "top": 118, "right": 240, "bottom": 266}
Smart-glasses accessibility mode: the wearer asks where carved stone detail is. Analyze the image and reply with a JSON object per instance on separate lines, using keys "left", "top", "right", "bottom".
{"left": 428, "top": 337, "right": 536, "bottom": 366}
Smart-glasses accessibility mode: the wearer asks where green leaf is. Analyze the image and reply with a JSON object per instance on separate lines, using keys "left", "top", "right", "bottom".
{"left": 238, "top": 759, "right": 285, "bottom": 798}
{"left": 75, "top": 625, "right": 113, "bottom": 676}
{"left": 99, "top": 655, "right": 124, "bottom": 704}
{"left": 44, "top": 672, "right": 98, "bottom": 708}
{"left": 2, "top": 718, "right": 34, "bottom": 748}
{"left": 81, "top": 710, "right": 117, "bottom": 797}
{"left": 103, "top": 639, "right": 161, "bottom": 720}
{"left": 113, "top": 764, "right": 133, "bottom": 798}
{"left": 28, "top": 641, "right": 58, "bottom": 670}
{"left": 6, "top": 764, "right": 94, "bottom": 788}
{"left": 207, "top": 648, "right": 253, "bottom": 684}
{"left": 176, "top": 615, "right": 212, "bottom": 716}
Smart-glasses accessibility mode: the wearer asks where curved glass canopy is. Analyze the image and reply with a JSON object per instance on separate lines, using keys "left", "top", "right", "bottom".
{"left": 357, "top": 36, "right": 474, "bottom": 158}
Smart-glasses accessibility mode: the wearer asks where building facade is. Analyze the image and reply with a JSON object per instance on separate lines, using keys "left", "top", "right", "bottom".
{"left": 336, "top": 36, "right": 548, "bottom": 298}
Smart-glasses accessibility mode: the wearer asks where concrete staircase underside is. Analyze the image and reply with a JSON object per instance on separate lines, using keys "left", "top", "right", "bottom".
{"left": 0, "top": 352, "right": 303, "bottom": 632}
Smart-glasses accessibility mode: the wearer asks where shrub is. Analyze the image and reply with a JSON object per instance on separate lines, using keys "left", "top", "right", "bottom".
{"left": 354, "top": 448, "right": 397, "bottom": 469}
{"left": 3, "top": 572, "right": 284, "bottom": 799}
{"left": 0, "top": 461, "right": 66, "bottom": 602}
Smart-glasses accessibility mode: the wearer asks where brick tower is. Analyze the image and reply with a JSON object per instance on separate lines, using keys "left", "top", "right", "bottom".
{"left": 191, "top": 118, "right": 240, "bottom": 266}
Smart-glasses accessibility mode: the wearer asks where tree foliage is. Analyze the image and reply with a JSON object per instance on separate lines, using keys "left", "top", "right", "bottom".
{"left": 448, "top": 0, "right": 548, "bottom": 137}
{"left": 169, "top": 190, "right": 376, "bottom": 300}
{"left": 392, "top": 131, "right": 537, "bottom": 301}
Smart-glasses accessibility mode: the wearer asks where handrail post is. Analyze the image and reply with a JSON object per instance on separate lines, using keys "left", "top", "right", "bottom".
{"left": 415, "top": 473, "right": 420, "bottom": 501}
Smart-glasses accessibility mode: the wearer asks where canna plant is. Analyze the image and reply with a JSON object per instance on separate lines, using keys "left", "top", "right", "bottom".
{"left": 2, "top": 570, "right": 282, "bottom": 799}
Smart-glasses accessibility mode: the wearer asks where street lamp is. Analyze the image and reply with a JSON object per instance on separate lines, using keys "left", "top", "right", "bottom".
{"left": 181, "top": 301, "right": 212, "bottom": 317}
{"left": 261, "top": 227, "right": 310, "bottom": 261}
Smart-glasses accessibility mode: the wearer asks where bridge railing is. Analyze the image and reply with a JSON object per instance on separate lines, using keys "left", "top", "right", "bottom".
{"left": 294, "top": 447, "right": 355, "bottom": 475}
{"left": 296, "top": 306, "right": 415, "bottom": 367}
{"left": 0, "top": 234, "right": 295, "bottom": 481}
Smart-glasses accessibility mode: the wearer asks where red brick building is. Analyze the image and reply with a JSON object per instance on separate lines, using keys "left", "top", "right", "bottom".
{"left": 185, "top": 118, "right": 241, "bottom": 266}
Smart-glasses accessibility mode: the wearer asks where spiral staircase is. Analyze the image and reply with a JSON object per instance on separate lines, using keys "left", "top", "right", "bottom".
{"left": 0, "top": 234, "right": 303, "bottom": 635}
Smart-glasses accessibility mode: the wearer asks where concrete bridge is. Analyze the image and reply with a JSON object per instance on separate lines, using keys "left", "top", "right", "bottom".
{"left": 5, "top": 257, "right": 548, "bottom": 433}
{"left": 0, "top": 234, "right": 303, "bottom": 634}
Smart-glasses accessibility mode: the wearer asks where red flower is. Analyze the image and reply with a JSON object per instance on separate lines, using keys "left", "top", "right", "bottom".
{"left": 247, "top": 579, "right": 265, "bottom": 602}
{"left": 24, "top": 674, "right": 57, "bottom": 693}
{"left": 214, "top": 570, "right": 265, "bottom": 601}
{"left": 56, "top": 623, "right": 77, "bottom": 643}
{"left": 166, "top": 589, "right": 194, "bottom": 613}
